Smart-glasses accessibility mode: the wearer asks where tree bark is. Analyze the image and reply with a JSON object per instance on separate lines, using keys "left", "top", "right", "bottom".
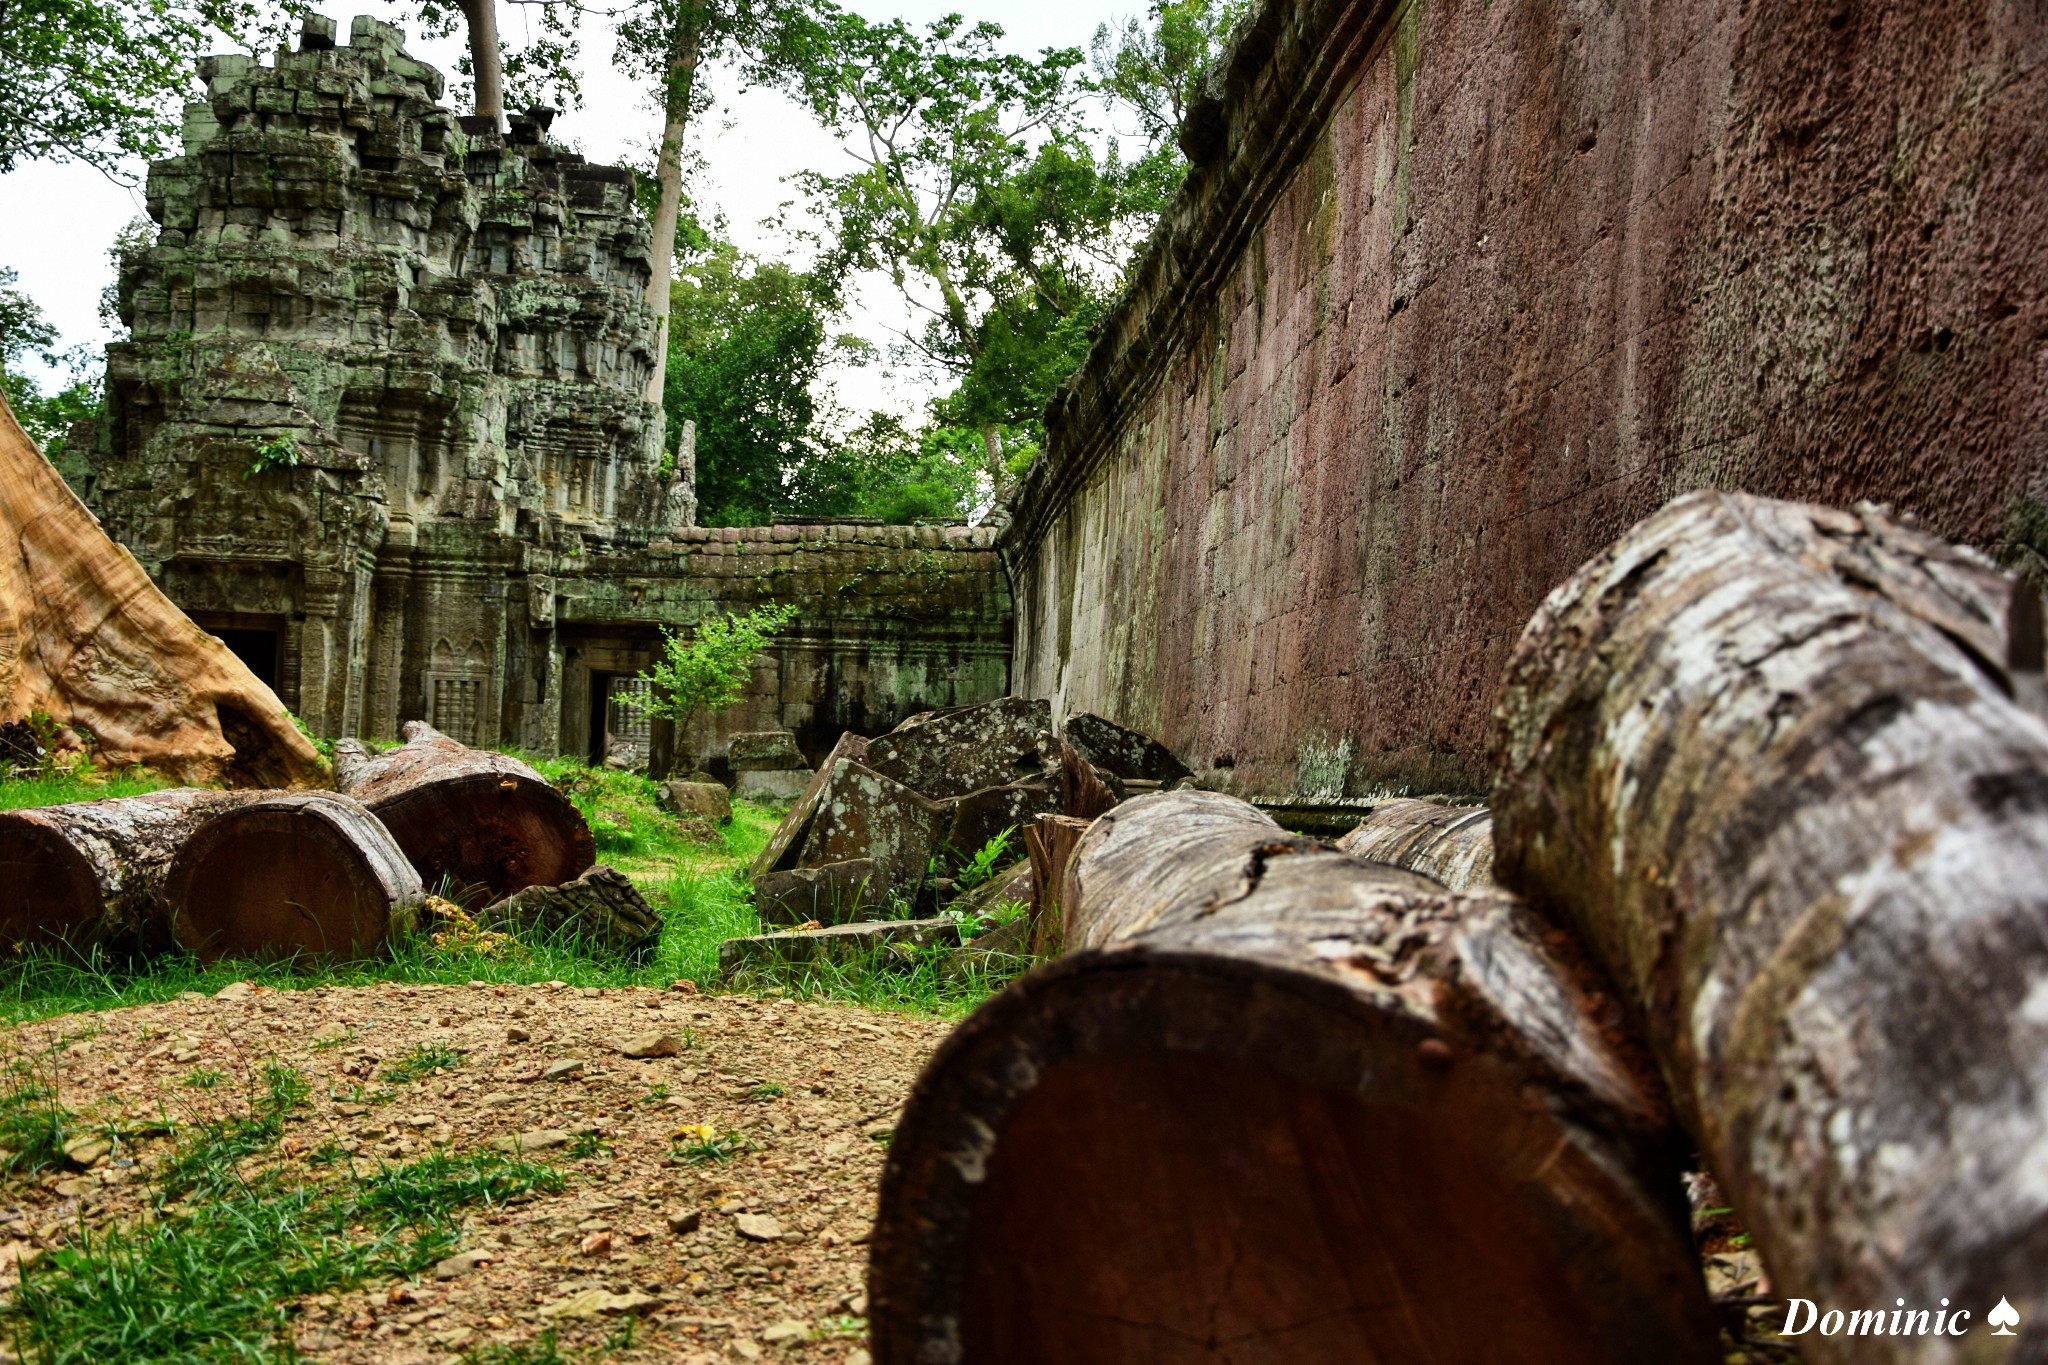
{"left": 1020, "top": 811, "right": 1090, "bottom": 954}
{"left": 1336, "top": 798, "right": 1494, "bottom": 892}
{"left": 163, "top": 793, "right": 422, "bottom": 963}
{"left": 0, "top": 390, "right": 325, "bottom": 788}
{"left": 1492, "top": 491, "right": 2048, "bottom": 1362}
{"left": 643, "top": 8, "right": 704, "bottom": 407}
{"left": 461, "top": 0, "right": 505, "bottom": 125}
{"left": 334, "top": 720, "right": 593, "bottom": 903}
{"left": 872, "top": 790, "right": 1718, "bottom": 1365}
{"left": 0, "top": 789, "right": 260, "bottom": 951}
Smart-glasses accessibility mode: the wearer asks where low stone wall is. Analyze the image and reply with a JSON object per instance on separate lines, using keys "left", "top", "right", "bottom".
{"left": 1004, "top": 0, "right": 2048, "bottom": 800}
{"left": 546, "top": 524, "right": 1012, "bottom": 770}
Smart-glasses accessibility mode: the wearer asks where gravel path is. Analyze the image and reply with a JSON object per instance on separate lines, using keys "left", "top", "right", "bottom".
{"left": 0, "top": 981, "right": 955, "bottom": 1363}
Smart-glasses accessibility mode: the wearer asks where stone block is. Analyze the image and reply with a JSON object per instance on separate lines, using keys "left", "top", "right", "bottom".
{"left": 754, "top": 858, "right": 885, "bottom": 926}
{"left": 480, "top": 865, "right": 661, "bottom": 958}
{"left": 727, "top": 730, "right": 805, "bottom": 771}
{"left": 1063, "top": 712, "right": 1193, "bottom": 783}
{"left": 798, "top": 760, "right": 947, "bottom": 899}
{"left": 718, "top": 917, "right": 962, "bottom": 979}
{"left": 863, "top": 697, "right": 1056, "bottom": 799}
{"left": 750, "top": 732, "right": 869, "bottom": 879}
{"left": 951, "top": 858, "right": 1034, "bottom": 918}
{"left": 659, "top": 779, "right": 730, "bottom": 824}
{"left": 939, "top": 779, "right": 1060, "bottom": 874}
{"left": 734, "top": 768, "right": 812, "bottom": 805}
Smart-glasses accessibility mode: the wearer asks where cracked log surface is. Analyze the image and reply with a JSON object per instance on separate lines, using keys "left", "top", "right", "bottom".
{"left": 0, "top": 393, "right": 324, "bottom": 787}
{"left": 1493, "top": 491, "right": 2048, "bottom": 1364}
{"left": 1336, "top": 798, "right": 1496, "bottom": 892}
{"left": 0, "top": 789, "right": 261, "bottom": 950}
{"left": 335, "top": 721, "right": 593, "bottom": 902}
{"left": 163, "top": 792, "right": 422, "bottom": 963}
{"left": 870, "top": 789, "right": 1718, "bottom": 1365}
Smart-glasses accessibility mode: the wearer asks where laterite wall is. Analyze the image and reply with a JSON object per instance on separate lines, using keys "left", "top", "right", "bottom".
{"left": 1004, "top": 0, "right": 2048, "bottom": 799}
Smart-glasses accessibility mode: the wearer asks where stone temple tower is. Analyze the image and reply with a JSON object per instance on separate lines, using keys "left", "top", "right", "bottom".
{"left": 90, "top": 13, "right": 695, "bottom": 743}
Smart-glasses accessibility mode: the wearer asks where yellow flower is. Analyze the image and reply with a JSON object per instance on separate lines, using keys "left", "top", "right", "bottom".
{"left": 673, "top": 1123, "right": 716, "bottom": 1142}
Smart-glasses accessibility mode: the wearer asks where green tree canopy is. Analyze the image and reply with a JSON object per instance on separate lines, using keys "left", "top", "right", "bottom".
{"left": 663, "top": 240, "right": 835, "bottom": 526}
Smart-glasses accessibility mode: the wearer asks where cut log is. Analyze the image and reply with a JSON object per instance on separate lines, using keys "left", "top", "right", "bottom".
{"left": 334, "top": 721, "right": 593, "bottom": 902}
{"left": 1336, "top": 798, "right": 1494, "bottom": 891}
{"left": 1057, "top": 739, "right": 1119, "bottom": 820}
{"left": 162, "top": 792, "right": 422, "bottom": 962}
{"left": 872, "top": 790, "right": 1718, "bottom": 1365}
{"left": 0, "top": 789, "right": 258, "bottom": 950}
{"left": 1492, "top": 492, "right": 2048, "bottom": 1360}
{"left": 0, "top": 391, "right": 325, "bottom": 787}
{"left": 1021, "top": 812, "right": 1091, "bottom": 955}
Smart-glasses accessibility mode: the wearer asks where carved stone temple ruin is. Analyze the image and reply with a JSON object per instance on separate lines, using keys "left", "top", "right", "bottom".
{"left": 81, "top": 15, "right": 1012, "bottom": 769}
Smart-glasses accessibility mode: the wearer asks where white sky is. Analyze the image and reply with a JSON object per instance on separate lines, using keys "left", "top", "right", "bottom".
{"left": 0, "top": 0, "right": 1133, "bottom": 422}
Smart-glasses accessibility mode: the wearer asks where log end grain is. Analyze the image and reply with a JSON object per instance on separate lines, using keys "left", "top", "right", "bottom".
{"left": 373, "top": 772, "right": 595, "bottom": 904}
{"left": 0, "top": 814, "right": 101, "bottom": 948}
{"left": 871, "top": 953, "right": 1721, "bottom": 1365}
{"left": 164, "top": 794, "right": 423, "bottom": 963}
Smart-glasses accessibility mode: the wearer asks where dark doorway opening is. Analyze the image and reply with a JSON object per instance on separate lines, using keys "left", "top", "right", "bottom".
{"left": 213, "top": 628, "right": 281, "bottom": 691}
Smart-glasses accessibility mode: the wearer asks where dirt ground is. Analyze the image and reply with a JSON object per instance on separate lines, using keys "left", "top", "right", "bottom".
{"left": 0, "top": 982, "right": 955, "bottom": 1363}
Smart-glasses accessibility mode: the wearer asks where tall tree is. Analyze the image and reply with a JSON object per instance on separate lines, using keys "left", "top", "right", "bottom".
{"left": 615, "top": 0, "right": 805, "bottom": 408}
{"left": 661, "top": 239, "right": 833, "bottom": 525}
{"left": 763, "top": 7, "right": 1084, "bottom": 497}
{"left": 1088, "top": 0, "right": 1250, "bottom": 157}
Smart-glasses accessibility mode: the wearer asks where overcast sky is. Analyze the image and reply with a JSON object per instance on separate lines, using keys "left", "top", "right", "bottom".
{"left": 0, "top": 0, "right": 1133, "bottom": 422}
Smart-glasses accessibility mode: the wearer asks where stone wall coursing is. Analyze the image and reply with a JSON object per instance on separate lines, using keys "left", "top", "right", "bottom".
{"left": 547, "top": 525, "right": 1011, "bottom": 768}
{"left": 1005, "top": 0, "right": 2048, "bottom": 801}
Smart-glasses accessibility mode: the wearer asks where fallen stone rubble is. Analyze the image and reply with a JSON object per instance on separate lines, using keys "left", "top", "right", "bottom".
{"left": 718, "top": 701, "right": 1192, "bottom": 979}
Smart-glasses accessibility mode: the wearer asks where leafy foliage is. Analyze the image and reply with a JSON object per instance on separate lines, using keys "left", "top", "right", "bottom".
{"left": 663, "top": 243, "right": 832, "bottom": 526}
{"left": 628, "top": 603, "right": 796, "bottom": 742}
{"left": 0, "top": 0, "right": 294, "bottom": 177}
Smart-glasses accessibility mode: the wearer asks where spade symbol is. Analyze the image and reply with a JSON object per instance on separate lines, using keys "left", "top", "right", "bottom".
{"left": 1989, "top": 1296, "right": 2022, "bottom": 1336}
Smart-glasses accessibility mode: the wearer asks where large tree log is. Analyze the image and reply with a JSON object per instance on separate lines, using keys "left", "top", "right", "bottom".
{"left": 0, "top": 391, "right": 325, "bottom": 787}
{"left": 871, "top": 790, "right": 1718, "bottom": 1364}
{"left": 0, "top": 789, "right": 259, "bottom": 950}
{"left": 334, "top": 721, "right": 593, "bottom": 902}
{"left": 1337, "top": 798, "right": 1495, "bottom": 891}
{"left": 163, "top": 792, "right": 423, "bottom": 962}
{"left": 1493, "top": 492, "right": 2048, "bottom": 1361}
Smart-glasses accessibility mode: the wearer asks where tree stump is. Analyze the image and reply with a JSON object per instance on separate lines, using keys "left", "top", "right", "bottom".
{"left": 871, "top": 790, "right": 1719, "bottom": 1365}
{"left": 0, "top": 789, "right": 258, "bottom": 951}
{"left": 0, "top": 392, "right": 326, "bottom": 787}
{"left": 1336, "top": 798, "right": 1494, "bottom": 891}
{"left": 335, "top": 721, "right": 593, "bottom": 902}
{"left": 1021, "top": 812, "right": 1091, "bottom": 954}
{"left": 163, "top": 792, "right": 423, "bottom": 963}
{"left": 1493, "top": 492, "right": 2048, "bottom": 1360}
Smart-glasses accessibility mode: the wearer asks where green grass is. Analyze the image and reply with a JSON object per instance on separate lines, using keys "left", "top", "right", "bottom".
{"left": 383, "top": 1043, "right": 462, "bottom": 1084}
{"left": 0, "top": 760, "right": 1023, "bottom": 1024}
{"left": 0, "top": 1052, "right": 561, "bottom": 1364}
{"left": 9, "top": 1132, "right": 559, "bottom": 1365}
{"left": 0, "top": 770, "right": 169, "bottom": 811}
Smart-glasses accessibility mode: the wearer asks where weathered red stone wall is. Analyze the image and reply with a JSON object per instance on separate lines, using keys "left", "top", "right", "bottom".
{"left": 1005, "top": 0, "right": 2048, "bottom": 800}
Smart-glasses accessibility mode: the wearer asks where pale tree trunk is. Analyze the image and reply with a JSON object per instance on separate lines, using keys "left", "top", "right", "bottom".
{"left": 1337, "top": 797, "right": 1494, "bottom": 891}
{"left": 643, "top": 8, "right": 704, "bottom": 406}
{"left": 1493, "top": 491, "right": 2048, "bottom": 1364}
{"left": 335, "top": 720, "right": 594, "bottom": 904}
{"left": 461, "top": 0, "right": 505, "bottom": 125}
{"left": 870, "top": 789, "right": 1720, "bottom": 1365}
